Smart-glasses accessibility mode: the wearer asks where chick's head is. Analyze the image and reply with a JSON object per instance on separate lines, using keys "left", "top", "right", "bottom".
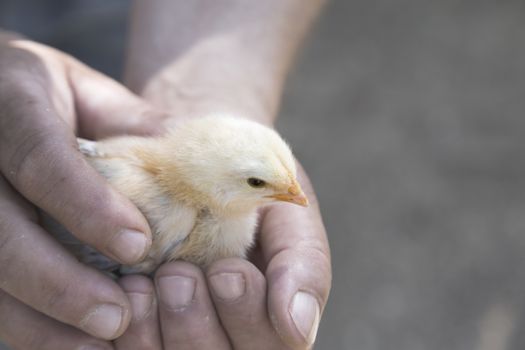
{"left": 164, "top": 116, "right": 308, "bottom": 211}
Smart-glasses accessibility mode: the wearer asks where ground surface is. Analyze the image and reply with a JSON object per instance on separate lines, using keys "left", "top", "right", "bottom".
{"left": 1, "top": 0, "right": 525, "bottom": 349}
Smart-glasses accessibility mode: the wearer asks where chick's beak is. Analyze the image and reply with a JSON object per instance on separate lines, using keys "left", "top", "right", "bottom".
{"left": 267, "top": 181, "right": 309, "bottom": 207}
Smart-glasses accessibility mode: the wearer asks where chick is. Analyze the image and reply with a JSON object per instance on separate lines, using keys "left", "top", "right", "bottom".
{"left": 47, "top": 116, "right": 308, "bottom": 274}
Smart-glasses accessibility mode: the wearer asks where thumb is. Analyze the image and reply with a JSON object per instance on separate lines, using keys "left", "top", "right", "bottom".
{"left": 67, "top": 60, "right": 169, "bottom": 139}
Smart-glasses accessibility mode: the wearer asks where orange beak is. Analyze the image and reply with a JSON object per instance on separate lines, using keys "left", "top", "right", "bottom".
{"left": 266, "top": 181, "right": 309, "bottom": 207}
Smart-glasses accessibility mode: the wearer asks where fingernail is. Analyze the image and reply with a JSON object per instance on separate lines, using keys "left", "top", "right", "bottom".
{"left": 80, "top": 304, "right": 123, "bottom": 339}
{"left": 127, "top": 292, "right": 154, "bottom": 321}
{"left": 290, "top": 291, "right": 321, "bottom": 345}
{"left": 209, "top": 272, "right": 245, "bottom": 301}
{"left": 158, "top": 276, "right": 195, "bottom": 310}
{"left": 108, "top": 229, "right": 149, "bottom": 263}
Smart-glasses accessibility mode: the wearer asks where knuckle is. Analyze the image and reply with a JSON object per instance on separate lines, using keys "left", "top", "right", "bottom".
{"left": 300, "top": 245, "right": 332, "bottom": 304}
{"left": 270, "top": 246, "right": 332, "bottom": 306}
{"left": 5, "top": 127, "right": 79, "bottom": 212}
{"left": 64, "top": 192, "right": 122, "bottom": 251}
{"left": 0, "top": 44, "right": 45, "bottom": 74}
{"left": 39, "top": 279, "right": 72, "bottom": 315}
{"left": 5, "top": 127, "right": 57, "bottom": 189}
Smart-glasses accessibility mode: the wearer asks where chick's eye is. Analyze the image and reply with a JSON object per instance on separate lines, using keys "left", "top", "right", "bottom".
{"left": 247, "top": 177, "right": 266, "bottom": 188}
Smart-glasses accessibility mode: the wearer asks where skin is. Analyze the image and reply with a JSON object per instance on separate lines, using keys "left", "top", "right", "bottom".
{"left": 0, "top": 0, "right": 331, "bottom": 349}
{"left": 0, "top": 32, "right": 168, "bottom": 349}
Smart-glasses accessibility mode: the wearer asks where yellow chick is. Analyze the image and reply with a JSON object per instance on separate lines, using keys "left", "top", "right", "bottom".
{"left": 53, "top": 116, "right": 308, "bottom": 274}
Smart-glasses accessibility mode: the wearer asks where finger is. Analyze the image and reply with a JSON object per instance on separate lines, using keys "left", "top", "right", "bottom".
{"left": 0, "top": 177, "right": 131, "bottom": 340}
{"left": 155, "top": 261, "right": 231, "bottom": 350}
{"left": 67, "top": 60, "right": 170, "bottom": 139}
{"left": 0, "top": 290, "right": 114, "bottom": 350}
{"left": 260, "top": 167, "right": 331, "bottom": 349}
{"left": 5, "top": 38, "right": 169, "bottom": 139}
{"left": 207, "top": 258, "right": 287, "bottom": 350}
{"left": 114, "top": 275, "right": 162, "bottom": 350}
{"left": 0, "top": 59, "right": 152, "bottom": 265}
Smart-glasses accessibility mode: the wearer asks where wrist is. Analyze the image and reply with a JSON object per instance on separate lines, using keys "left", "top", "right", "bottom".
{"left": 123, "top": 0, "right": 326, "bottom": 127}
{"left": 140, "top": 83, "right": 277, "bottom": 127}
{"left": 125, "top": 40, "right": 281, "bottom": 126}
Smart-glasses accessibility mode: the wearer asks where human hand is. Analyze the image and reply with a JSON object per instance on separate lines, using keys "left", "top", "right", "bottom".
{"left": 118, "top": 0, "right": 330, "bottom": 345}
{"left": 113, "top": 152, "right": 331, "bottom": 349}
{"left": 0, "top": 32, "right": 168, "bottom": 349}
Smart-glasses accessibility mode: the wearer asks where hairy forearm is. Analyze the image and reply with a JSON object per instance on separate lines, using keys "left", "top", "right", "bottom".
{"left": 124, "top": 0, "right": 325, "bottom": 125}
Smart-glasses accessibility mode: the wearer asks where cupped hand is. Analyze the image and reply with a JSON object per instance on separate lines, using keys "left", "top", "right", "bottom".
{"left": 0, "top": 32, "right": 168, "bottom": 349}
{"left": 0, "top": 31, "right": 331, "bottom": 350}
{"left": 115, "top": 161, "right": 331, "bottom": 349}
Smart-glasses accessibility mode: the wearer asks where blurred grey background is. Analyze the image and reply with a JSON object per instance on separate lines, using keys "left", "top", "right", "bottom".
{"left": 2, "top": 0, "right": 525, "bottom": 349}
